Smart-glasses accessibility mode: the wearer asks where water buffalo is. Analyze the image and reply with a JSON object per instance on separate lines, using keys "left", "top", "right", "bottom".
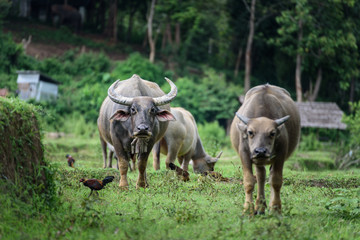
{"left": 97, "top": 74, "right": 177, "bottom": 188}
{"left": 152, "top": 107, "right": 222, "bottom": 173}
{"left": 230, "top": 84, "right": 300, "bottom": 214}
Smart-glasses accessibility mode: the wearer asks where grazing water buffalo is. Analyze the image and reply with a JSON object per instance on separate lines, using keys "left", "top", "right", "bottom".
{"left": 230, "top": 84, "right": 300, "bottom": 214}
{"left": 97, "top": 74, "right": 177, "bottom": 188}
{"left": 152, "top": 107, "right": 222, "bottom": 173}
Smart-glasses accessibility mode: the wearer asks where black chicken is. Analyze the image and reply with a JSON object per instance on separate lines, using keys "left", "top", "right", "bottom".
{"left": 79, "top": 176, "right": 115, "bottom": 197}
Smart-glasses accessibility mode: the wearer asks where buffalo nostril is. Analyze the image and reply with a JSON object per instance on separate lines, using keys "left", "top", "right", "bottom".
{"left": 254, "top": 147, "right": 267, "bottom": 154}
{"left": 137, "top": 124, "right": 149, "bottom": 131}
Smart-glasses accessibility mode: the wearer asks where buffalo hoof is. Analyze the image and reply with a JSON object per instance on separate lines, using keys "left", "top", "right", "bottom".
{"left": 119, "top": 180, "right": 129, "bottom": 190}
{"left": 136, "top": 181, "right": 149, "bottom": 189}
{"left": 243, "top": 202, "right": 255, "bottom": 216}
{"left": 269, "top": 206, "right": 282, "bottom": 215}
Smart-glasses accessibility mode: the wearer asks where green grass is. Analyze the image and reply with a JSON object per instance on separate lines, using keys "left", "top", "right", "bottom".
{"left": 1, "top": 135, "right": 360, "bottom": 240}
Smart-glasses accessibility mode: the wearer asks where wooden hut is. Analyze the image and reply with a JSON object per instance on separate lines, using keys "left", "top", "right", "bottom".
{"left": 296, "top": 102, "right": 346, "bottom": 129}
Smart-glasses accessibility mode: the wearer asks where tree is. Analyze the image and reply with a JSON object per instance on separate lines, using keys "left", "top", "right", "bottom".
{"left": 244, "top": 0, "right": 256, "bottom": 93}
{"left": 272, "top": 0, "right": 358, "bottom": 103}
{"left": 147, "top": 0, "right": 156, "bottom": 63}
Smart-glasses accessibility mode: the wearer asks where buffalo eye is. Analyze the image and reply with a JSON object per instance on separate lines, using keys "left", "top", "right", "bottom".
{"left": 150, "top": 107, "right": 157, "bottom": 114}
{"left": 269, "top": 131, "right": 276, "bottom": 138}
{"left": 247, "top": 130, "right": 254, "bottom": 137}
{"left": 130, "top": 106, "right": 137, "bottom": 114}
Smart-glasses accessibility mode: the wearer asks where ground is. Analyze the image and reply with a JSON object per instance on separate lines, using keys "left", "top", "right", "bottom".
{"left": 4, "top": 19, "right": 136, "bottom": 61}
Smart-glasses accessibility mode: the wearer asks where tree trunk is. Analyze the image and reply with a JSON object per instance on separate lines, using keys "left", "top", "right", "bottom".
{"left": 308, "top": 67, "right": 322, "bottom": 102}
{"left": 234, "top": 46, "right": 243, "bottom": 78}
{"left": 244, "top": 0, "right": 256, "bottom": 93}
{"left": 166, "top": 22, "right": 173, "bottom": 45}
{"left": 175, "top": 22, "right": 181, "bottom": 47}
{"left": 127, "top": 12, "right": 134, "bottom": 43}
{"left": 295, "top": 19, "right": 303, "bottom": 102}
{"left": 104, "top": 0, "right": 117, "bottom": 42}
{"left": 148, "top": 0, "right": 156, "bottom": 63}
{"left": 350, "top": 77, "right": 355, "bottom": 103}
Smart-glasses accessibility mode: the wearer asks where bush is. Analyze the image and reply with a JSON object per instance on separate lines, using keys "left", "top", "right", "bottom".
{"left": 111, "top": 52, "right": 173, "bottom": 84}
{"left": 198, "top": 121, "right": 229, "bottom": 156}
{"left": 337, "top": 101, "right": 360, "bottom": 169}
{"left": 299, "top": 132, "right": 323, "bottom": 151}
{"left": 168, "top": 67, "right": 242, "bottom": 124}
{"left": 0, "top": 98, "right": 57, "bottom": 208}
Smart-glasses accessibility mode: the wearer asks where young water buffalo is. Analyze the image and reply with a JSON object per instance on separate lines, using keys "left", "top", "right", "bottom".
{"left": 97, "top": 74, "right": 177, "bottom": 189}
{"left": 230, "top": 84, "right": 300, "bottom": 214}
{"left": 152, "top": 107, "right": 222, "bottom": 173}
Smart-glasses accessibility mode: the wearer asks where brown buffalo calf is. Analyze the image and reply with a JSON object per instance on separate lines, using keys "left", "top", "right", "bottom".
{"left": 230, "top": 84, "right": 300, "bottom": 214}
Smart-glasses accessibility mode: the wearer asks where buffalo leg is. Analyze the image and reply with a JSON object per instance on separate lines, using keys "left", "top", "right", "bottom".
{"left": 137, "top": 152, "right": 150, "bottom": 188}
{"left": 100, "top": 137, "right": 108, "bottom": 168}
{"left": 165, "top": 143, "right": 180, "bottom": 170}
{"left": 130, "top": 155, "right": 136, "bottom": 171}
{"left": 180, "top": 153, "right": 192, "bottom": 172}
{"left": 269, "top": 159, "right": 284, "bottom": 213}
{"left": 152, "top": 141, "right": 161, "bottom": 170}
{"left": 255, "top": 165, "right": 266, "bottom": 214}
{"left": 108, "top": 150, "right": 113, "bottom": 168}
{"left": 240, "top": 151, "right": 256, "bottom": 214}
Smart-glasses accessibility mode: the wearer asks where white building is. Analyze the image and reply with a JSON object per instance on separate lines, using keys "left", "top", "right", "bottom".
{"left": 17, "top": 71, "right": 59, "bottom": 101}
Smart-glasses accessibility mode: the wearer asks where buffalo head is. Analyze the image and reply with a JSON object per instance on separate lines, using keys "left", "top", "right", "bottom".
{"left": 236, "top": 113, "right": 289, "bottom": 165}
{"left": 108, "top": 77, "right": 177, "bottom": 139}
{"left": 193, "top": 151, "right": 223, "bottom": 173}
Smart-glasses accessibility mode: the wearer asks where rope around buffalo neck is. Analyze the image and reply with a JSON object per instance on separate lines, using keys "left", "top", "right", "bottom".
{"left": 131, "top": 137, "right": 149, "bottom": 155}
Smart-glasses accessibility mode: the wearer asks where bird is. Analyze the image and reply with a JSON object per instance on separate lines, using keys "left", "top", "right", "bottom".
{"left": 169, "top": 163, "right": 190, "bottom": 182}
{"left": 66, "top": 154, "right": 75, "bottom": 168}
{"left": 79, "top": 176, "right": 115, "bottom": 197}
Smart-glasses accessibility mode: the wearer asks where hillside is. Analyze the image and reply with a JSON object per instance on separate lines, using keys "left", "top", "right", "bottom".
{"left": 4, "top": 19, "right": 136, "bottom": 61}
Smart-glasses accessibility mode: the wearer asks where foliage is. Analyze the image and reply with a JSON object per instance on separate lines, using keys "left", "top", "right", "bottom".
{"left": 0, "top": 98, "right": 58, "bottom": 209}
{"left": 298, "top": 132, "right": 322, "bottom": 151}
{"left": 337, "top": 101, "right": 360, "bottom": 169}
{"left": 111, "top": 52, "right": 173, "bottom": 85}
{"left": 170, "top": 67, "right": 242, "bottom": 124}
{"left": 324, "top": 189, "right": 360, "bottom": 220}
{"left": 198, "top": 121, "right": 229, "bottom": 156}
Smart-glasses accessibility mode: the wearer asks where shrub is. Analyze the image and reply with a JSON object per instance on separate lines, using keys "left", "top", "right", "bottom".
{"left": 299, "top": 132, "right": 322, "bottom": 151}
{"left": 169, "top": 67, "right": 242, "bottom": 124}
{"left": 198, "top": 121, "right": 229, "bottom": 156}
{"left": 337, "top": 101, "right": 360, "bottom": 169}
{"left": 111, "top": 52, "right": 173, "bottom": 84}
{"left": 0, "top": 98, "right": 57, "bottom": 208}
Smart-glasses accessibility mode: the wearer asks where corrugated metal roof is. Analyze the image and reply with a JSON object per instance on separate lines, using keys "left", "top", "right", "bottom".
{"left": 296, "top": 102, "right": 346, "bottom": 129}
{"left": 16, "top": 70, "right": 60, "bottom": 85}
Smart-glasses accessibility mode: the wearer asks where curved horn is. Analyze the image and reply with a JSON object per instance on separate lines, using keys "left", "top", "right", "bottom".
{"left": 153, "top": 77, "right": 178, "bottom": 106}
{"left": 107, "top": 80, "right": 134, "bottom": 106}
{"left": 236, "top": 112, "right": 250, "bottom": 125}
{"left": 275, "top": 115, "right": 290, "bottom": 126}
{"left": 216, "top": 151, "right": 223, "bottom": 159}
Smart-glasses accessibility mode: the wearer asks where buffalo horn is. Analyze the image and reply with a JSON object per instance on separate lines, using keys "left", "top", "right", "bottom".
{"left": 108, "top": 80, "right": 134, "bottom": 106}
{"left": 275, "top": 115, "right": 290, "bottom": 126}
{"left": 216, "top": 151, "right": 223, "bottom": 159}
{"left": 236, "top": 112, "right": 250, "bottom": 125}
{"left": 153, "top": 77, "right": 178, "bottom": 106}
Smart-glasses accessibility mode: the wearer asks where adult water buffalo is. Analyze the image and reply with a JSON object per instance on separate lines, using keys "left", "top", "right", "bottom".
{"left": 230, "top": 84, "right": 300, "bottom": 214}
{"left": 97, "top": 74, "right": 177, "bottom": 188}
{"left": 152, "top": 107, "right": 222, "bottom": 173}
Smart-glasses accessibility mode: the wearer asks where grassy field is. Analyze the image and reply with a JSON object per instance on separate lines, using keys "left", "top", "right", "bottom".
{"left": 1, "top": 135, "right": 360, "bottom": 240}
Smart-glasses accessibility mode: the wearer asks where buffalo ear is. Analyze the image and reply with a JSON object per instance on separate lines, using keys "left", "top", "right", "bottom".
{"left": 237, "top": 123, "right": 248, "bottom": 139}
{"left": 156, "top": 110, "right": 176, "bottom": 122}
{"left": 109, "top": 110, "right": 130, "bottom": 121}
